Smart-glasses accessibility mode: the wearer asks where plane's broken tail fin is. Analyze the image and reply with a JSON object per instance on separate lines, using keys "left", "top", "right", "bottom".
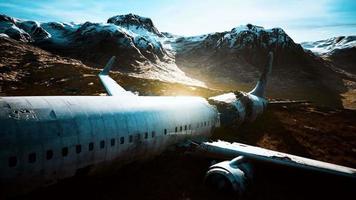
{"left": 249, "top": 52, "right": 273, "bottom": 97}
{"left": 99, "top": 56, "right": 133, "bottom": 96}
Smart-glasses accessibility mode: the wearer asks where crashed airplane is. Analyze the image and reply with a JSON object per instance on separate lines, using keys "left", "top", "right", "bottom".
{"left": 0, "top": 52, "right": 355, "bottom": 197}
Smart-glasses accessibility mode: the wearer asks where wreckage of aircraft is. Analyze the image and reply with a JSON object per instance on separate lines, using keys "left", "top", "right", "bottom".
{"left": 0, "top": 52, "right": 355, "bottom": 197}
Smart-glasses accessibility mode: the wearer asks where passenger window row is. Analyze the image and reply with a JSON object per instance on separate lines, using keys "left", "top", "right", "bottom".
{"left": 7, "top": 127, "right": 173, "bottom": 168}
{"left": 7, "top": 121, "right": 216, "bottom": 168}
{"left": 197, "top": 120, "right": 214, "bottom": 128}
{"left": 174, "top": 124, "right": 193, "bottom": 133}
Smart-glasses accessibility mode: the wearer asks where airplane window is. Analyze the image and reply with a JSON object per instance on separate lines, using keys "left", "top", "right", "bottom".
{"left": 184, "top": 125, "right": 187, "bottom": 130}
{"left": 129, "top": 135, "right": 133, "bottom": 143}
{"left": 89, "top": 142, "right": 94, "bottom": 151}
{"left": 180, "top": 126, "right": 182, "bottom": 131}
{"left": 46, "top": 150, "right": 53, "bottom": 160}
{"left": 8, "top": 156, "right": 17, "bottom": 167}
{"left": 189, "top": 124, "right": 191, "bottom": 130}
{"left": 144, "top": 132, "right": 148, "bottom": 139}
{"left": 100, "top": 140, "right": 105, "bottom": 148}
{"left": 111, "top": 138, "right": 115, "bottom": 146}
{"left": 76, "top": 145, "right": 81, "bottom": 154}
{"left": 152, "top": 131, "right": 155, "bottom": 138}
{"left": 164, "top": 129, "right": 167, "bottom": 135}
{"left": 204, "top": 121, "right": 206, "bottom": 126}
{"left": 62, "top": 147, "right": 68, "bottom": 157}
{"left": 136, "top": 134, "right": 141, "bottom": 141}
{"left": 175, "top": 127, "right": 178, "bottom": 132}
{"left": 120, "top": 137, "right": 124, "bottom": 144}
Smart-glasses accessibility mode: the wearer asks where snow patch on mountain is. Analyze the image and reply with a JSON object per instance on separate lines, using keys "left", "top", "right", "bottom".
{"left": 0, "top": 14, "right": 205, "bottom": 87}
{"left": 301, "top": 36, "right": 356, "bottom": 55}
{"left": 217, "top": 24, "right": 293, "bottom": 48}
{"left": 40, "top": 22, "right": 80, "bottom": 44}
{"left": 0, "top": 33, "right": 9, "bottom": 38}
{"left": 108, "top": 14, "right": 162, "bottom": 36}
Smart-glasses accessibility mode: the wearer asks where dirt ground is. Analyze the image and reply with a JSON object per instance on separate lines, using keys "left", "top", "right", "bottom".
{"left": 1, "top": 37, "right": 355, "bottom": 200}
{"left": 13, "top": 103, "right": 356, "bottom": 200}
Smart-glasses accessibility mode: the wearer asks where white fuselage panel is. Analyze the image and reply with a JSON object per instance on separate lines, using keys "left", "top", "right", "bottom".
{"left": 0, "top": 96, "right": 219, "bottom": 191}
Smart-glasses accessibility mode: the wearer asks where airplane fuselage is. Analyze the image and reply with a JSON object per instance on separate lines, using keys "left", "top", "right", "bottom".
{"left": 0, "top": 95, "right": 219, "bottom": 193}
{"left": 0, "top": 52, "right": 273, "bottom": 196}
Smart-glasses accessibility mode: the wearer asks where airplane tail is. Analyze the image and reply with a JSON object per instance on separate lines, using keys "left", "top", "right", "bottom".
{"left": 249, "top": 52, "right": 273, "bottom": 97}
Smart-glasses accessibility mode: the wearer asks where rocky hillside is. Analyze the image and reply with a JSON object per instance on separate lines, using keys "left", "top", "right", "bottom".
{"left": 0, "top": 13, "right": 354, "bottom": 108}
{"left": 302, "top": 36, "right": 356, "bottom": 74}
{"left": 172, "top": 24, "right": 347, "bottom": 107}
{"left": 0, "top": 14, "right": 203, "bottom": 86}
{"left": 302, "top": 36, "right": 356, "bottom": 109}
{"left": 0, "top": 36, "right": 218, "bottom": 97}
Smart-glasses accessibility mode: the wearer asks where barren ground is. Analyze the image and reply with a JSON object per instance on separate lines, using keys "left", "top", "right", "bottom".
{"left": 1, "top": 37, "right": 355, "bottom": 200}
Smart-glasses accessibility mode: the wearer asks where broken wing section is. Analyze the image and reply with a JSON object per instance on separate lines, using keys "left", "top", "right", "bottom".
{"left": 197, "top": 141, "right": 356, "bottom": 178}
{"left": 99, "top": 56, "right": 133, "bottom": 96}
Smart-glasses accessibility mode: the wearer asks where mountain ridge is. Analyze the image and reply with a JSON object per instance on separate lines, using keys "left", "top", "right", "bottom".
{"left": 0, "top": 13, "right": 355, "bottom": 108}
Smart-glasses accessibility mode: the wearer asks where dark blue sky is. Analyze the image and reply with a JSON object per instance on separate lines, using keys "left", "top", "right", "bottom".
{"left": 1, "top": 0, "right": 355, "bottom": 42}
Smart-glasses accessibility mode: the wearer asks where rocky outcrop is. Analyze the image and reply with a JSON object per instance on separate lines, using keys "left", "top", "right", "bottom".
{"left": 172, "top": 24, "right": 346, "bottom": 107}
{"left": 107, "top": 13, "right": 163, "bottom": 37}
{"left": 0, "top": 13, "right": 352, "bottom": 107}
{"left": 0, "top": 14, "right": 203, "bottom": 86}
{"left": 302, "top": 36, "right": 356, "bottom": 74}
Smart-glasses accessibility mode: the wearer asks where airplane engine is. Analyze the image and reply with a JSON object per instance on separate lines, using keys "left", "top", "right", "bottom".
{"left": 205, "top": 156, "right": 253, "bottom": 196}
{"left": 208, "top": 91, "right": 267, "bottom": 126}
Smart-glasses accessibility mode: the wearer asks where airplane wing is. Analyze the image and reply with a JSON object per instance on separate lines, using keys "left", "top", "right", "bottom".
{"left": 196, "top": 140, "right": 356, "bottom": 178}
{"left": 98, "top": 56, "right": 134, "bottom": 96}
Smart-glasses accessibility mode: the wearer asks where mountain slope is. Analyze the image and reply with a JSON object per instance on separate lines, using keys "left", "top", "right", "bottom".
{"left": 0, "top": 36, "right": 217, "bottom": 97}
{"left": 302, "top": 36, "right": 356, "bottom": 109}
{"left": 302, "top": 36, "right": 356, "bottom": 74}
{"left": 0, "top": 14, "right": 204, "bottom": 87}
{"left": 173, "top": 24, "right": 347, "bottom": 107}
{"left": 0, "top": 13, "right": 353, "bottom": 108}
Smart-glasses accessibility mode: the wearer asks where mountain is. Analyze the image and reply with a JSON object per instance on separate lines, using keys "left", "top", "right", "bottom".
{"left": 302, "top": 36, "right": 356, "bottom": 74}
{"left": 0, "top": 13, "right": 353, "bottom": 108}
{"left": 0, "top": 35, "right": 217, "bottom": 98}
{"left": 0, "top": 14, "right": 203, "bottom": 87}
{"left": 301, "top": 36, "right": 356, "bottom": 55}
{"left": 302, "top": 36, "right": 356, "bottom": 109}
{"left": 172, "top": 24, "right": 346, "bottom": 107}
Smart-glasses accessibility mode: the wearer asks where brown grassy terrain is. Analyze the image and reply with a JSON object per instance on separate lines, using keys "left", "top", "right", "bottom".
{"left": 0, "top": 37, "right": 220, "bottom": 98}
{"left": 1, "top": 37, "right": 356, "bottom": 200}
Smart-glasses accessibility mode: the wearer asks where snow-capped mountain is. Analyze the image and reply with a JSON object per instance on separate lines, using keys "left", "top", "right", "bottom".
{"left": 1, "top": 13, "right": 352, "bottom": 107}
{"left": 302, "top": 36, "right": 356, "bottom": 77}
{"left": 0, "top": 14, "right": 203, "bottom": 86}
{"left": 173, "top": 24, "right": 315, "bottom": 90}
{"left": 0, "top": 14, "right": 306, "bottom": 89}
{"left": 301, "top": 36, "right": 356, "bottom": 55}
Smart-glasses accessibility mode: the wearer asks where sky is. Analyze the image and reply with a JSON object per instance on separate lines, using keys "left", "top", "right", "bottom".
{"left": 0, "top": 0, "right": 355, "bottom": 42}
